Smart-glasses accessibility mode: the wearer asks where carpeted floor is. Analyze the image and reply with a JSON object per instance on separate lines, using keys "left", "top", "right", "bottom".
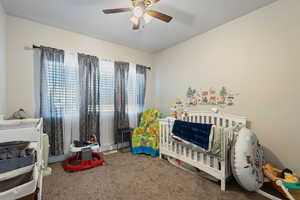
{"left": 43, "top": 152, "right": 267, "bottom": 200}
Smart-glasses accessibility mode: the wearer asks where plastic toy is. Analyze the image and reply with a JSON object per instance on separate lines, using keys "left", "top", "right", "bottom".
{"left": 64, "top": 152, "right": 104, "bottom": 172}
{"left": 89, "top": 134, "right": 98, "bottom": 144}
{"left": 64, "top": 140, "right": 104, "bottom": 172}
{"left": 263, "top": 163, "right": 300, "bottom": 200}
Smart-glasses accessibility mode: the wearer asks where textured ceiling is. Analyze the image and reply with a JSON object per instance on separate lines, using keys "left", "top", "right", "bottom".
{"left": 1, "top": 0, "right": 276, "bottom": 52}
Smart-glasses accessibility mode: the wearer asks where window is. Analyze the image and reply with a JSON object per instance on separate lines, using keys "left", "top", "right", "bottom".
{"left": 64, "top": 53, "right": 80, "bottom": 114}
{"left": 44, "top": 54, "right": 80, "bottom": 116}
{"left": 44, "top": 56, "right": 142, "bottom": 128}
{"left": 45, "top": 62, "right": 66, "bottom": 116}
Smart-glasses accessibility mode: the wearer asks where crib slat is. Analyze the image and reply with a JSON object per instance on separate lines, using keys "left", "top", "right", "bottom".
{"left": 192, "top": 115, "right": 195, "bottom": 123}
{"left": 159, "top": 123, "right": 164, "bottom": 146}
{"left": 211, "top": 116, "right": 215, "bottom": 125}
{"left": 166, "top": 123, "right": 169, "bottom": 150}
{"left": 161, "top": 124, "right": 164, "bottom": 147}
{"left": 192, "top": 150, "right": 195, "bottom": 160}
{"left": 207, "top": 155, "right": 211, "bottom": 167}
{"left": 200, "top": 152, "right": 204, "bottom": 163}
{"left": 214, "top": 157, "right": 219, "bottom": 169}
{"left": 196, "top": 115, "right": 200, "bottom": 123}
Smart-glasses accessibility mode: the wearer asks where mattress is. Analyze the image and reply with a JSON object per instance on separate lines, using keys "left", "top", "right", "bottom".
{"left": 0, "top": 119, "right": 40, "bottom": 130}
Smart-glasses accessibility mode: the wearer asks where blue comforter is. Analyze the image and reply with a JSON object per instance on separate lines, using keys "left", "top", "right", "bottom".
{"left": 172, "top": 120, "right": 213, "bottom": 151}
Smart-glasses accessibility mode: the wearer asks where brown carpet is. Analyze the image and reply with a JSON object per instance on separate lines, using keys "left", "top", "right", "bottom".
{"left": 43, "top": 152, "right": 267, "bottom": 200}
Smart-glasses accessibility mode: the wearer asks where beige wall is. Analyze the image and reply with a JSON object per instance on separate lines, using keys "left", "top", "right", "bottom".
{"left": 153, "top": 0, "right": 300, "bottom": 173}
{"left": 6, "top": 16, "right": 154, "bottom": 117}
{"left": 0, "top": 3, "right": 6, "bottom": 115}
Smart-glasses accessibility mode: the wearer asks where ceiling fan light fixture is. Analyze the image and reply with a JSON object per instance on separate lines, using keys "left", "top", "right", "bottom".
{"left": 143, "top": 13, "right": 153, "bottom": 24}
{"left": 132, "top": 6, "right": 144, "bottom": 18}
{"left": 130, "top": 15, "right": 139, "bottom": 25}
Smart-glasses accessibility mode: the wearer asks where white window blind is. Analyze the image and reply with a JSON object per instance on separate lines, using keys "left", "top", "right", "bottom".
{"left": 99, "top": 60, "right": 115, "bottom": 112}
{"left": 64, "top": 53, "right": 80, "bottom": 114}
{"left": 128, "top": 64, "right": 138, "bottom": 128}
{"left": 45, "top": 62, "right": 66, "bottom": 116}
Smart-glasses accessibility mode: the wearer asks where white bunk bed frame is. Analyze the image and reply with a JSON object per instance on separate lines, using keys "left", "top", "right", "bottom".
{"left": 159, "top": 111, "right": 247, "bottom": 191}
{"left": 0, "top": 119, "right": 43, "bottom": 200}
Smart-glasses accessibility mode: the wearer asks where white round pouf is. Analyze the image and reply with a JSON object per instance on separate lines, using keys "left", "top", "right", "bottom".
{"left": 231, "top": 128, "right": 264, "bottom": 191}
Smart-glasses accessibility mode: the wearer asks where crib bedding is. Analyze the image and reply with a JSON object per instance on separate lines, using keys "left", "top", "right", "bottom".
{"left": 171, "top": 120, "right": 214, "bottom": 151}
{"left": 171, "top": 125, "right": 224, "bottom": 159}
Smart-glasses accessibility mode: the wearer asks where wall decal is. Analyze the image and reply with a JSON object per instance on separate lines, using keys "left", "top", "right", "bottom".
{"left": 170, "top": 87, "right": 239, "bottom": 119}
{"left": 170, "top": 97, "right": 187, "bottom": 119}
{"left": 185, "top": 86, "right": 239, "bottom": 106}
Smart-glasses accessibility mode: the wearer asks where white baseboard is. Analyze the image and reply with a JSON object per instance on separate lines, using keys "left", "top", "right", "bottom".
{"left": 100, "top": 142, "right": 130, "bottom": 152}
{"left": 49, "top": 142, "right": 130, "bottom": 163}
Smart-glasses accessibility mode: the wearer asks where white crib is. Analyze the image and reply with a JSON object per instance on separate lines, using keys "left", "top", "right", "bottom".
{"left": 159, "top": 111, "right": 247, "bottom": 191}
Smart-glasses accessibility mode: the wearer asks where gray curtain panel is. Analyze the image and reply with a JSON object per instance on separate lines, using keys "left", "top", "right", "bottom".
{"left": 78, "top": 53, "right": 100, "bottom": 143}
{"left": 114, "top": 61, "right": 130, "bottom": 144}
{"left": 136, "top": 65, "right": 147, "bottom": 124}
{"left": 40, "top": 46, "right": 65, "bottom": 156}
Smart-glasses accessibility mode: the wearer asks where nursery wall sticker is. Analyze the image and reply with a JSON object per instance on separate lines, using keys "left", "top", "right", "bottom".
{"left": 170, "top": 86, "right": 239, "bottom": 119}
{"left": 185, "top": 86, "right": 239, "bottom": 106}
{"left": 170, "top": 97, "right": 187, "bottom": 120}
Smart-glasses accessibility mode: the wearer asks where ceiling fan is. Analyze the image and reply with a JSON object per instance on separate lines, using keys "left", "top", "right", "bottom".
{"left": 102, "top": 0, "right": 173, "bottom": 30}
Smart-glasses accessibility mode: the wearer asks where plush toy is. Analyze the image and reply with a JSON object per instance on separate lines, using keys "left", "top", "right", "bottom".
{"left": 170, "top": 98, "right": 187, "bottom": 120}
{"left": 89, "top": 134, "right": 98, "bottom": 144}
{"left": 9, "top": 109, "right": 29, "bottom": 120}
{"left": 263, "top": 163, "right": 298, "bottom": 183}
{"left": 263, "top": 163, "right": 300, "bottom": 200}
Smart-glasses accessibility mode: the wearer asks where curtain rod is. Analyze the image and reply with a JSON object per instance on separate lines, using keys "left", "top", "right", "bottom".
{"left": 32, "top": 44, "right": 151, "bottom": 70}
{"left": 32, "top": 45, "right": 40, "bottom": 49}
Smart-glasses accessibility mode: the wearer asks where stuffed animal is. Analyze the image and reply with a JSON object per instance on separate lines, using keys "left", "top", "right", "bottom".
{"left": 9, "top": 109, "right": 29, "bottom": 120}
{"left": 263, "top": 163, "right": 299, "bottom": 183}
{"left": 89, "top": 134, "right": 98, "bottom": 144}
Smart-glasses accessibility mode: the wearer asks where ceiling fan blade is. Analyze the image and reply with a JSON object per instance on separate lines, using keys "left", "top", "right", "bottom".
{"left": 132, "top": 18, "right": 140, "bottom": 30}
{"left": 102, "top": 8, "right": 132, "bottom": 14}
{"left": 146, "top": 10, "right": 173, "bottom": 23}
{"left": 152, "top": 0, "right": 160, "bottom": 3}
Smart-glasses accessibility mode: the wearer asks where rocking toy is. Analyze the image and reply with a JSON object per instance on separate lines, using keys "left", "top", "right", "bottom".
{"left": 263, "top": 163, "right": 300, "bottom": 200}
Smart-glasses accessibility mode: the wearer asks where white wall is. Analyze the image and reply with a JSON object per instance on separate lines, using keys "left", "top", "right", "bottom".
{"left": 0, "top": 2, "right": 6, "bottom": 116}
{"left": 6, "top": 16, "right": 154, "bottom": 117}
{"left": 154, "top": 0, "right": 300, "bottom": 173}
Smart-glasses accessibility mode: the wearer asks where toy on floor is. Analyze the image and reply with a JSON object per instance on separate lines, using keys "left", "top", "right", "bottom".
{"left": 64, "top": 138, "right": 104, "bottom": 172}
{"left": 263, "top": 163, "right": 300, "bottom": 200}
{"left": 89, "top": 134, "right": 98, "bottom": 144}
{"left": 64, "top": 152, "right": 104, "bottom": 172}
{"left": 131, "top": 109, "right": 162, "bottom": 157}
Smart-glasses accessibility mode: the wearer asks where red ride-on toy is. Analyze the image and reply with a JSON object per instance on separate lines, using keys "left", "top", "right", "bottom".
{"left": 64, "top": 137, "right": 105, "bottom": 172}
